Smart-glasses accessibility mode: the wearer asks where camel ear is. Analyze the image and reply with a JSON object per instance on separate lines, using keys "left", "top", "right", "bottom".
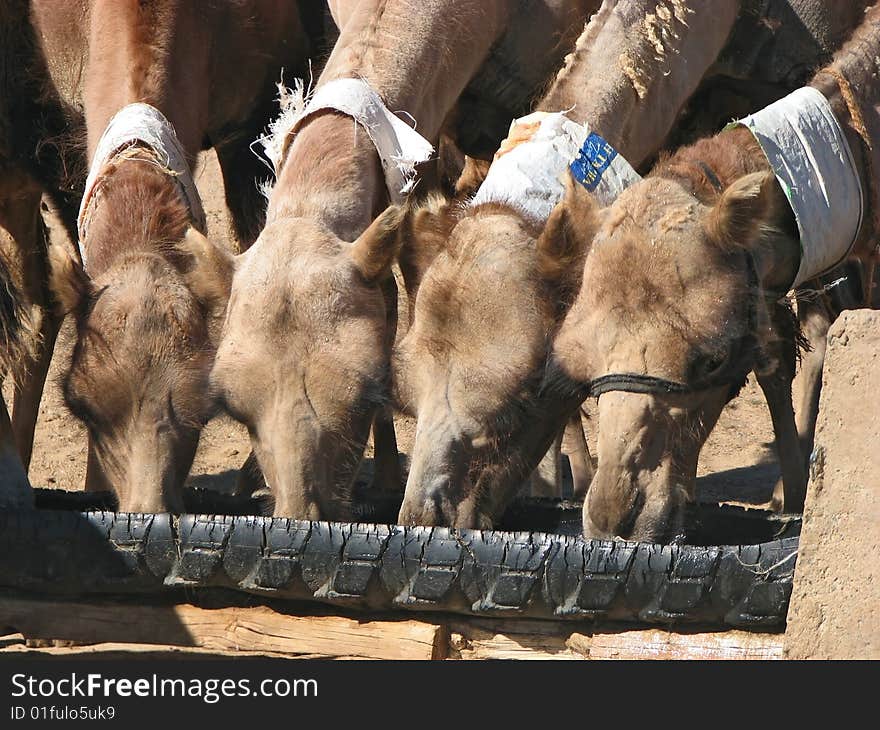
{"left": 48, "top": 243, "right": 91, "bottom": 316}
{"left": 706, "top": 171, "right": 777, "bottom": 250}
{"left": 537, "top": 175, "right": 599, "bottom": 285}
{"left": 177, "top": 227, "right": 236, "bottom": 311}
{"left": 398, "top": 192, "right": 455, "bottom": 300}
{"left": 350, "top": 205, "right": 405, "bottom": 284}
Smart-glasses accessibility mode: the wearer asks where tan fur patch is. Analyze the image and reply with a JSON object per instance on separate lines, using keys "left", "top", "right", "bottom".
{"left": 657, "top": 205, "right": 695, "bottom": 234}
{"left": 619, "top": 0, "right": 694, "bottom": 99}
{"left": 602, "top": 205, "right": 629, "bottom": 238}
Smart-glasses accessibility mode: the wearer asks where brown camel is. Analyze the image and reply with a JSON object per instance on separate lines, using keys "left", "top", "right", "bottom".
{"left": 552, "top": 3, "right": 880, "bottom": 542}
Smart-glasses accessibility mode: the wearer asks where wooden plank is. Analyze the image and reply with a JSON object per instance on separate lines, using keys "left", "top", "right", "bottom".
{"left": 582, "top": 629, "right": 784, "bottom": 660}
{"left": 0, "top": 598, "right": 784, "bottom": 660}
{"left": 0, "top": 640, "right": 365, "bottom": 661}
{"left": 0, "top": 597, "right": 444, "bottom": 660}
{"left": 449, "top": 631, "right": 583, "bottom": 660}
{"left": 446, "top": 618, "right": 782, "bottom": 660}
{"left": 448, "top": 618, "right": 586, "bottom": 660}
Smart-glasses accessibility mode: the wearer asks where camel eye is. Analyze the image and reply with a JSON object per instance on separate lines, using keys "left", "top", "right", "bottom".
{"left": 688, "top": 351, "right": 728, "bottom": 383}
{"left": 67, "top": 396, "right": 106, "bottom": 433}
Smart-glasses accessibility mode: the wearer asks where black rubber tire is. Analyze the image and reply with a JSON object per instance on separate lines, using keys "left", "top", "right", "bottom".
{"left": 0, "top": 508, "right": 797, "bottom": 629}
{"left": 31, "top": 488, "right": 800, "bottom": 544}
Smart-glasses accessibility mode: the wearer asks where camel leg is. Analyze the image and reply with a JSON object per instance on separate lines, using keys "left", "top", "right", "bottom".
{"left": 561, "top": 410, "right": 593, "bottom": 500}
{"left": 0, "top": 173, "right": 57, "bottom": 472}
{"left": 531, "top": 432, "right": 562, "bottom": 498}
{"left": 371, "top": 406, "right": 402, "bottom": 492}
{"left": 760, "top": 370, "right": 806, "bottom": 513}
{"left": 758, "top": 303, "right": 807, "bottom": 513}
{"left": 11, "top": 227, "right": 61, "bottom": 471}
{"left": 792, "top": 293, "right": 832, "bottom": 465}
{"left": 214, "top": 136, "right": 270, "bottom": 252}
{"left": 371, "top": 272, "right": 402, "bottom": 492}
{"left": 792, "top": 263, "right": 873, "bottom": 470}
{"left": 0, "top": 386, "right": 32, "bottom": 508}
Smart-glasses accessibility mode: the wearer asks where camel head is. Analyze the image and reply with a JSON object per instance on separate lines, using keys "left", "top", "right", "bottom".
{"left": 50, "top": 175, "right": 231, "bottom": 513}
{"left": 393, "top": 181, "right": 592, "bottom": 528}
{"left": 210, "top": 207, "right": 402, "bottom": 520}
{"left": 553, "top": 157, "right": 792, "bottom": 543}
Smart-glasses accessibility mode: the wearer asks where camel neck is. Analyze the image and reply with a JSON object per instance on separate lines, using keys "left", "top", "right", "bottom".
{"left": 658, "top": 127, "right": 773, "bottom": 194}
{"left": 266, "top": 112, "right": 386, "bottom": 243}
{"left": 656, "top": 127, "right": 801, "bottom": 292}
{"left": 81, "top": 160, "right": 190, "bottom": 279}
{"left": 537, "top": 0, "right": 740, "bottom": 169}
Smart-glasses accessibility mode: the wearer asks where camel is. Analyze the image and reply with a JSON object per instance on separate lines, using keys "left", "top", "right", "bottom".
{"left": 0, "top": 1, "right": 87, "bottom": 508}
{"left": 25, "top": 0, "right": 322, "bottom": 512}
{"left": 552, "top": 3, "right": 880, "bottom": 542}
{"left": 392, "top": 0, "right": 868, "bottom": 529}
{"left": 206, "top": 0, "right": 600, "bottom": 520}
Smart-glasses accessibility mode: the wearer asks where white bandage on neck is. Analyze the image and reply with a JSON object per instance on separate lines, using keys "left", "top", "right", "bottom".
{"left": 733, "top": 86, "right": 864, "bottom": 288}
{"left": 469, "top": 111, "right": 640, "bottom": 223}
{"left": 265, "top": 77, "right": 434, "bottom": 204}
{"left": 77, "top": 103, "right": 206, "bottom": 271}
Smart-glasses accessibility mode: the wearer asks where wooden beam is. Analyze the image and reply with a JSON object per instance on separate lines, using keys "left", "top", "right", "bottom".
{"left": 0, "top": 596, "right": 784, "bottom": 660}
{"left": 446, "top": 618, "right": 783, "bottom": 660}
{"left": 579, "top": 628, "right": 784, "bottom": 660}
{"left": 0, "top": 597, "right": 445, "bottom": 660}
{"left": 448, "top": 618, "right": 586, "bottom": 660}
{"left": 0, "top": 637, "right": 362, "bottom": 660}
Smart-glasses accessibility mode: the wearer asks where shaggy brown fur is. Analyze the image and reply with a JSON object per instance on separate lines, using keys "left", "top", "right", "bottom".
{"left": 0, "top": 247, "right": 34, "bottom": 380}
{"left": 0, "top": 1, "right": 88, "bottom": 491}
{"left": 76, "top": 158, "right": 192, "bottom": 278}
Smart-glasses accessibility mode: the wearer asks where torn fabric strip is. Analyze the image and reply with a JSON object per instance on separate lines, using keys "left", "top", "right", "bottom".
{"left": 732, "top": 86, "right": 864, "bottom": 288}
{"left": 470, "top": 111, "right": 640, "bottom": 223}
{"left": 263, "top": 77, "right": 434, "bottom": 204}
{"left": 78, "top": 103, "right": 206, "bottom": 270}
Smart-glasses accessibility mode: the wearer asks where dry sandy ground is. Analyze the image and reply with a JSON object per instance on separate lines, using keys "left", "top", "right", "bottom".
{"left": 3, "top": 151, "right": 782, "bottom": 506}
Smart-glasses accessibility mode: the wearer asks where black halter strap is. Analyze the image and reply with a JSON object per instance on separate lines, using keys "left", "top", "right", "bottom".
{"left": 585, "top": 241, "right": 761, "bottom": 401}
{"left": 695, "top": 160, "right": 725, "bottom": 194}
{"left": 589, "top": 373, "right": 691, "bottom": 397}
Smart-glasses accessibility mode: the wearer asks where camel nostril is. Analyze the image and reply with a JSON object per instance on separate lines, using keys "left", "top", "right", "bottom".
{"left": 586, "top": 468, "right": 646, "bottom": 539}
{"left": 399, "top": 483, "right": 450, "bottom": 527}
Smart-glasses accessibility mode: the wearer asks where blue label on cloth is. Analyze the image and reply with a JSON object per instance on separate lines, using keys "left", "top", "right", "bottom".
{"left": 570, "top": 132, "right": 617, "bottom": 191}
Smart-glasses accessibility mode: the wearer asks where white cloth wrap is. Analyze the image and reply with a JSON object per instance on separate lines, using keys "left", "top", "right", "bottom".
{"left": 273, "top": 77, "right": 434, "bottom": 204}
{"left": 77, "top": 103, "right": 206, "bottom": 270}
{"left": 734, "top": 87, "right": 864, "bottom": 288}
{"left": 470, "top": 111, "right": 641, "bottom": 223}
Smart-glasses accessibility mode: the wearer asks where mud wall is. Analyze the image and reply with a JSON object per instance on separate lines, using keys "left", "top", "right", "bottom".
{"left": 785, "top": 309, "right": 880, "bottom": 659}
